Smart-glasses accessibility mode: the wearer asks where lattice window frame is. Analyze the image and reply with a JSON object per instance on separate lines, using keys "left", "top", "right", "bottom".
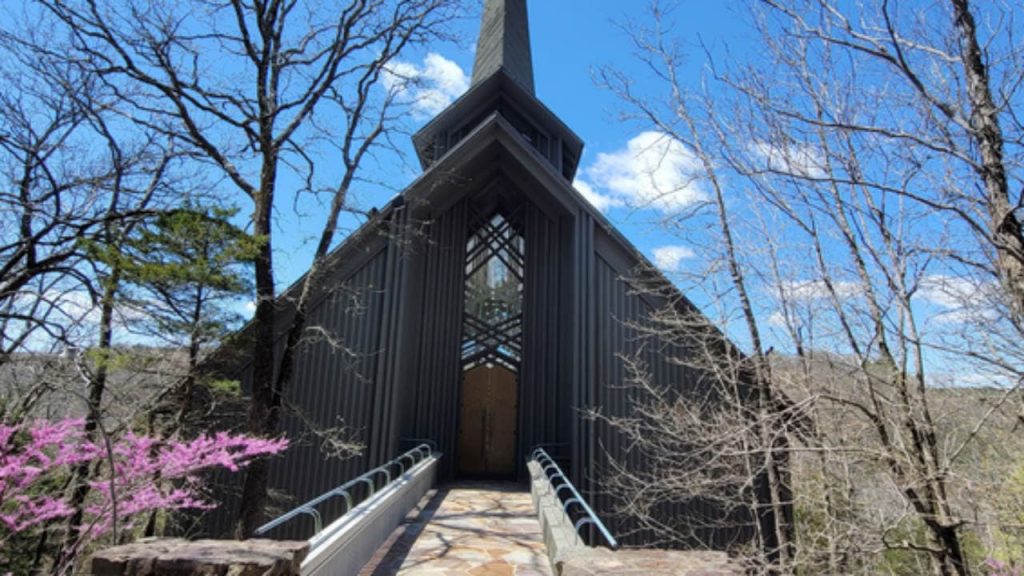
{"left": 460, "top": 207, "right": 525, "bottom": 372}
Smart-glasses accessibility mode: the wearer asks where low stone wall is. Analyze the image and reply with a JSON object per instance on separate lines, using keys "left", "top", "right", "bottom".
{"left": 90, "top": 538, "right": 308, "bottom": 576}
{"left": 90, "top": 454, "right": 439, "bottom": 576}
{"left": 527, "top": 461, "right": 740, "bottom": 576}
{"left": 528, "top": 460, "right": 586, "bottom": 570}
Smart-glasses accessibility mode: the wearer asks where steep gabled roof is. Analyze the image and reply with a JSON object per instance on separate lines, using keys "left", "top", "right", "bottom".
{"left": 220, "top": 0, "right": 709, "bottom": 349}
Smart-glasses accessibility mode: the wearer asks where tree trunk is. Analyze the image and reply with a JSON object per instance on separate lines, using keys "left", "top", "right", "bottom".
{"left": 950, "top": 0, "right": 1024, "bottom": 319}
{"left": 235, "top": 164, "right": 355, "bottom": 537}
{"left": 235, "top": 183, "right": 278, "bottom": 539}
{"left": 55, "top": 273, "right": 118, "bottom": 574}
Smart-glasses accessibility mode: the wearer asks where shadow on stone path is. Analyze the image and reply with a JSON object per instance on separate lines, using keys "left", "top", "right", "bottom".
{"left": 360, "top": 482, "right": 551, "bottom": 575}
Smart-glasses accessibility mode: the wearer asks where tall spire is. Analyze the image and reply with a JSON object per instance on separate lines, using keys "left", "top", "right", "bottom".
{"left": 471, "top": 0, "right": 534, "bottom": 94}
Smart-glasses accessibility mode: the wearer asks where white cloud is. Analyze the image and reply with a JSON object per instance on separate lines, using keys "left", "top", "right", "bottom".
{"left": 767, "top": 311, "right": 789, "bottom": 327}
{"left": 573, "top": 179, "right": 623, "bottom": 212}
{"left": 749, "top": 140, "right": 826, "bottom": 179}
{"left": 918, "top": 275, "right": 997, "bottom": 323}
{"left": 652, "top": 245, "right": 695, "bottom": 271}
{"left": 928, "top": 370, "right": 1016, "bottom": 388}
{"left": 584, "top": 131, "right": 708, "bottom": 213}
{"left": 5, "top": 288, "right": 150, "bottom": 350}
{"left": 383, "top": 53, "right": 469, "bottom": 118}
{"left": 918, "top": 276, "right": 977, "bottom": 309}
{"left": 780, "top": 279, "right": 861, "bottom": 302}
{"left": 773, "top": 275, "right": 997, "bottom": 324}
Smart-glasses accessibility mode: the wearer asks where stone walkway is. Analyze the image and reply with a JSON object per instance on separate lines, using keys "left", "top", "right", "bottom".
{"left": 360, "top": 482, "right": 551, "bottom": 575}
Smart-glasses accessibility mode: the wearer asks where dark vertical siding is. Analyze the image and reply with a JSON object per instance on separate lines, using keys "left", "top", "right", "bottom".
{"left": 202, "top": 242, "right": 391, "bottom": 539}
{"left": 407, "top": 202, "right": 468, "bottom": 478}
{"left": 267, "top": 248, "right": 389, "bottom": 539}
{"left": 393, "top": 211, "right": 428, "bottom": 450}
{"left": 587, "top": 245, "right": 751, "bottom": 547}
{"left": 369, "top": 207, "right": 411, "bottom": 467}
{"left": 517, "top": 203, "right": 568, "bottom": 477}
{"left": 590, "top": 252, "right": 647, "bottom": 543}
{"left": 570, "top": 210, "right": 595, "bottom": 490}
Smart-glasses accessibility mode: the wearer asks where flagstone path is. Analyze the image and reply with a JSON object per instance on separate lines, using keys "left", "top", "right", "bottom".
{"left": 360, "top": 482, "right": 551, "bottom": 575}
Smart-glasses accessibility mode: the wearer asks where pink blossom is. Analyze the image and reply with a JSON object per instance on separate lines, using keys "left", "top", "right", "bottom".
{"left": 986, "top": 559, "right": 1024, "bottom": 576}
{"left": 1, "top": 418, "right": 287, "bottom": 541}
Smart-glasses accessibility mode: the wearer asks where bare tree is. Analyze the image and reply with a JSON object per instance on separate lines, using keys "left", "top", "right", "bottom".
{"left": 30, "top": 0, "right": 464, "bottom": 537}
{"left": 0, "top": 23, "right": 172, "bottom": 364}
{"left": 592, "top": 1, "right": 1024, "bottom": 574}
{"left": 757, "top": 0, "right": 1024, "bottom": 326}
{"left": 0, "top": 21, "right": 191, "bottom": 570}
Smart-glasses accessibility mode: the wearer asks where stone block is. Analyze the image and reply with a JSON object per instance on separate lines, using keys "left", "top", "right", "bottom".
{"left": 90, "top": 538, "right": 309, "bottom": 576}
{"left": 559, "top": 548, "right": 741, "bottom": 576}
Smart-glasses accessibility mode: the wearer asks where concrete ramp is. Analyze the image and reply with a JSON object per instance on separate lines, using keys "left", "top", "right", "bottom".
{"left": 361, "top": 482, "right": 551, "bottom": 575}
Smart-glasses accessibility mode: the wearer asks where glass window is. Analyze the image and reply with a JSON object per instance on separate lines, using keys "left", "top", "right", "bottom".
{"left": 461, "top": 212, "right": 524, "bottom": 371}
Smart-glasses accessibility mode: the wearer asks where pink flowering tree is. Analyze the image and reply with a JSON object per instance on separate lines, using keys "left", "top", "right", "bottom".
{"left": 0, "top": 418, "right": 286, "bottom": 571}
{"left": 986, "top": 559, "right": 1024, "bottom": 576}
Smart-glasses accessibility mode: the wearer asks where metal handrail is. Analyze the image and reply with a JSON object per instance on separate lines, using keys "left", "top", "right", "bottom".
{"left": 255, "top": 443, "right": 434, "bottom": 537}
{"left": 529, "top": 447, "right": 619, "bottom": 550}
{"left": 402, "top": 437, "right": 439, "bottom": 452}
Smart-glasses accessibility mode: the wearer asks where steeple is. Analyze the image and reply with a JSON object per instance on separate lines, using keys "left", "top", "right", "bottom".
{"left": 412, "top": 0, "right": 583, "bottom": 181}
{"left": 471, "top": 0, "right": 534, "bottom": 94}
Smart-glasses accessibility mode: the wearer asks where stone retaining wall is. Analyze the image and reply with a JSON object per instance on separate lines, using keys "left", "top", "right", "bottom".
{"left": 527, "top": 461, "right": 740, "bottom": 576}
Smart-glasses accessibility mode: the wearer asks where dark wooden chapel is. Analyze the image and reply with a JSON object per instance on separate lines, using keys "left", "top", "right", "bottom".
{"left": 207, "top": 0, "right": 761, "bottom": 549}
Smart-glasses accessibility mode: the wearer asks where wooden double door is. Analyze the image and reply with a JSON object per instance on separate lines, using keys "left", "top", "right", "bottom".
{"left": 457, "top": 364, "right": 518, "bottom": 477}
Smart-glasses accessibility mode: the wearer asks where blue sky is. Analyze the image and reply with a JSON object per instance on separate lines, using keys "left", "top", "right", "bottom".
{"left": 7, "top": 0, "right": 992, "bottom": 386}
{"left": 266, "top": 1, "right": 1006, "bottom": 380}
{"left": 345, "top": 0, "right": 1017, "bottom": 389}
{"left": 275, "top": 1, "right": 754, "bottom": 287}
{"left": 3, "top": 0, "right": 1016, "bottom": 387}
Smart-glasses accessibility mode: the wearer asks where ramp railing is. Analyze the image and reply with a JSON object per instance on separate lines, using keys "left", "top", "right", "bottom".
{"left": 529, "top": 447, "right": 619, "bottom": 549}
{"left": 255, "top": 443, "right": 434, "bottom": 541}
